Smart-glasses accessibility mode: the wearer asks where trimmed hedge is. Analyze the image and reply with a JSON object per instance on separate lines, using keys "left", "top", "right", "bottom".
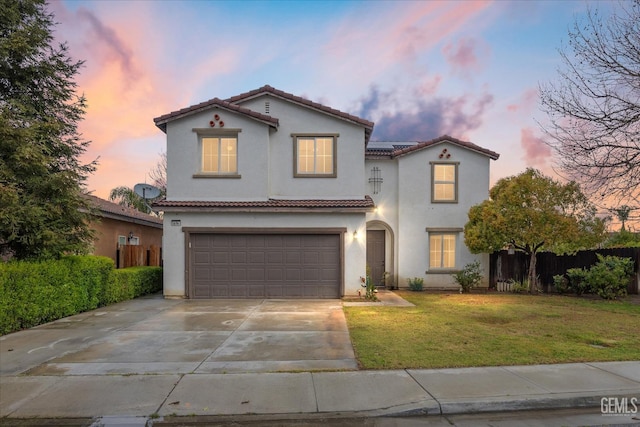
{"left": 0, "top": 256, "right": 162, "bottom": 335}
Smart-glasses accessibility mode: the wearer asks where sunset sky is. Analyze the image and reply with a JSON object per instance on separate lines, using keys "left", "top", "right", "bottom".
{"left": 48, "top": 0, "right": 616, "bottom": 204}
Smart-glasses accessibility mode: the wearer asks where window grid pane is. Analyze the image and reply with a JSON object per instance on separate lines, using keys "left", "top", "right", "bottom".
{"left": 429, "top": 235, "right": 441, "bottom": 268}
{"left": 298, "top": 139, "right": 315, "bottom": 174}
{"left": 202, "top": 137, "right": 237, "bottom": 173}
{"left": 297, "top": 137, "right": 334, "bottom": 175}
{"left": 442, "top": 235, "right": 456, "bottom": 268}
{"left": 433, "top": 164, "right": 456, "bottom": 201}
{"left": 429, "top": 234, "right": 456, "bottom": 268}
{"left": 316, "top": 138, "right": 333, "bottom": 174}
{"left": 220, "top": 137, "right": 237, "bottom": 173}
{"left": 202, "top": 137, "right": 219, "bottom": 173}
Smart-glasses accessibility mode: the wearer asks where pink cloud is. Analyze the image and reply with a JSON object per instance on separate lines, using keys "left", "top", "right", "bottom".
{"left": 323, "top": 1, "right": 492, "bottom": 84}
{"left": 442, "top": 37, "right": 489, "bottom": 74}
{"left": 520, "top": 127, "right": 551, "bottom": 167}
{"left": 507, "top": 88, "right": 538, "bottom": 113}
{"left": 46, "top": 2, "right": 240, "bottom": 199}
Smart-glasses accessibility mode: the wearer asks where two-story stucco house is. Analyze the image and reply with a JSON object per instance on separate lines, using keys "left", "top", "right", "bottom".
{"left": 153, "top": 85, "right": 499, "bottom": 299}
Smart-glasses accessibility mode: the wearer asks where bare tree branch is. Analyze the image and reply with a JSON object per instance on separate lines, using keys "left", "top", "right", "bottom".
{"left": 539, "top": 1, "right": 640, "bottom": 222}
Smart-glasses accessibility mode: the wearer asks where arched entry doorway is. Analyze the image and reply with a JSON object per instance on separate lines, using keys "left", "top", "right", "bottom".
{"left": 366, "top": 220, "right": 395, "bottom": 288}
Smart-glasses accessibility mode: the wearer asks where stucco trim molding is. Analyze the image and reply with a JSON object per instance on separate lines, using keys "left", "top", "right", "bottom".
{"left": 425, "top": 227, "right": 464, "bottom": 233}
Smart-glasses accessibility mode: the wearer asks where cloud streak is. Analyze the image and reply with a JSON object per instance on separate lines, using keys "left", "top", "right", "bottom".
{"left": 520, "top": 127, "right": 551, "bottom": 167}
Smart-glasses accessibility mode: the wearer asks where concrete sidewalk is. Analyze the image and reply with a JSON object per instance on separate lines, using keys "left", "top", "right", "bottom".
{"left": 1, "top": 361, "right": 638, "bottom": 422}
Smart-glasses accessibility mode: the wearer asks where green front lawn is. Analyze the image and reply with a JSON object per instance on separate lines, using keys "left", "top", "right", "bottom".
{"left": 343, "top": 292, "right": 640, "bottom": 369}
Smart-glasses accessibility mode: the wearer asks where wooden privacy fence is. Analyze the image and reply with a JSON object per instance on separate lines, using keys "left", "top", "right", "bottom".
{"left": 117, "top": 245, "right": 162, "bottom": 269}
{"left": 490, "top": 247, "right": 640, "bottom": 294}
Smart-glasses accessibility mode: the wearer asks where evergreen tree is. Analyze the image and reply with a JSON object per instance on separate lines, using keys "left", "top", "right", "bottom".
{"left": 0, "top": 0, "right": 96, "bottom": 259}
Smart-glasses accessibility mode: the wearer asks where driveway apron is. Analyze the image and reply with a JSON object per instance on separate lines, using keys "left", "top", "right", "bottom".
{"left": 1, "top": 295, "right": 357, "bottom": 377}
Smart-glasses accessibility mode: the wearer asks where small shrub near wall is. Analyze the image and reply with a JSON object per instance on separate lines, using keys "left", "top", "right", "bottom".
{"left": 0, "top": 256, "right": 162, "bottom": 335}
{"left": 407, "top": 277, "right": 424, "bottom": 291}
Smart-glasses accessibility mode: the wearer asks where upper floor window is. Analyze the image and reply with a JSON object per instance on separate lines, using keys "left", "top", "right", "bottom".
{"left": 192, "top": 128, "right": 241, "bottom": 179}
{"left": 293, "top": 134, "right": 337, "bottom": 177}
{"left": 431, "top": 163, "right": 458, "bottom": 203}
{"left": 202, "top": 136, "right": 237, "bottom": 174}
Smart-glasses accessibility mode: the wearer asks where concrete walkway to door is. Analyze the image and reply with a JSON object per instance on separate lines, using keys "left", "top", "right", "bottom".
{"left": 0, "top": 295, "right": 357, "bottom": 377}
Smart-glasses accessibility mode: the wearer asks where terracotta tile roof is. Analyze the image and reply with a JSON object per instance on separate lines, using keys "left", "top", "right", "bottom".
{"left": 154, "top": 97, "right": 279, "bottom": 133}
{"left": 226, "top": 85, "right": 375, "bottom": 143}
{"left": 366, "top": 135, "right": 500, "bottom": 160}
{"left": 86, "top": 194, "right": 163, "bottom": 227}
{"left": 153, "top": 196, "right": 375, "bottom": 211}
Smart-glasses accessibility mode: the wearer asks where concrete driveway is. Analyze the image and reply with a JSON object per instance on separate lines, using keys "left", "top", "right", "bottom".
{"left": 0, "top": 294, "right": 357, "bottom": 377}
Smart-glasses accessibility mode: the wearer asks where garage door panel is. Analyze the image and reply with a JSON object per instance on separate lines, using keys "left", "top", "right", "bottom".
{"left": 266, "top": 268, "right": 284, "bottom": 281}
{"left": 304, "top": 251, "right": 321, "bottom": 264}
{"left": 193, "top": 267, "right": 210, "bottom": 281}
{"left": 285, "top": 268, "right": 301, "bottom": 281}
{"left": 193, "top": 252, "right": 210, "bottom": 264}
{"left": 248, "top": 252, "right": 265, "bottom": 263}
{"left": 266, "top": 252, "right": 283, "bottom": 264}
{"left": 213, "top": 269, "right": 229, "bottom": 280}
{"left": 266, "top": 236, "right": 284, "bottom": 248}
{"left": 231, "top": 252, "right": 247, "bottom": 263}
{"left": 245, "top": 268, "right": 265, "bottom": 281}
{"left": 190, "top": 233, "right": 340, "bottom": 299}
{"left": 211, "top": 235, "right": 230, "bottom": 247}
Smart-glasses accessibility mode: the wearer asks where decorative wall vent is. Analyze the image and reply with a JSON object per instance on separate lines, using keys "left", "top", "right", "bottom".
{"left": 265, "top": 101, "right": 270, "bottom": 114}
{"left": 209, "top": 113, "right": 224, "bottom": 128}
{"left": 369, "top": 167, "right": 383, "bottom": 194}
{"left": 438, "top": 148, "right": 451, "bottom": 159}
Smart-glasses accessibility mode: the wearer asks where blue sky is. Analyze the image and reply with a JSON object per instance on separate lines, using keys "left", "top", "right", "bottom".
{"left": 49, "top": 0, "right": 617, "bottom": 202}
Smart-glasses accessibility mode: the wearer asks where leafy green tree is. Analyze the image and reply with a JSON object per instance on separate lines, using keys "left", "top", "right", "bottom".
{"left": 604, "top": 229, "right": 640, "bottom": 248}
{"left": 109, "top": 186, "right": 151, "bottom": 214}
{"left": 0, "top": 0, "right": 96, "bottom": 259}
{"left": 464, "top": 169, "right": 606, "bottom": 293}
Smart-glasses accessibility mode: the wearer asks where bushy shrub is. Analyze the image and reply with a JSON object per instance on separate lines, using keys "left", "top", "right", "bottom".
{"left": 586, "top": 254, "right": 633, "bottom": 300}
{"left": 564, "top": 255, "right": 634, "bottom": 299}
{"left": 452, "top": 261, "right": 483, "bottom": 293}
{"left": 407, "top": 277, "right": 424, "bottom": 291}
{"left": 566, "top": 268, "right": 590, "bottom": 295}
{"left": 0, "top": 257, "right": 162, "bottom": 335}
{"left": 510, "top": 279, "right": 529, "bottom": 294}
{"left": 107, "top": 267, "right": 163, "bottom": 304}
{"left": 553, "top": 274, "right": 570, "bottom": 294}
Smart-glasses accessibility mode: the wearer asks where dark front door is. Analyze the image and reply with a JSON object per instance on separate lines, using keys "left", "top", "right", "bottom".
{"left": 366, "top": 230, "right": 385, "bottom": 287}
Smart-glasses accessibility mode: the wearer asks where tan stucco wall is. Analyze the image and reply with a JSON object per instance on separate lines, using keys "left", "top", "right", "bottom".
{"left": 91, "top": 217, "right": 163, "bottom": 262}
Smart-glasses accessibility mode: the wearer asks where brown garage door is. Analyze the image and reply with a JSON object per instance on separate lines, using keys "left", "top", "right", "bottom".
{"left": 190, "top": 233, "right": 341, "bottom": 299}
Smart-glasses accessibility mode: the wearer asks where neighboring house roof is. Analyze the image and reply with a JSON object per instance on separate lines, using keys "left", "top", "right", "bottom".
{"left": 365, "top": 135, "right": 500, "bottom": 160}
{"left": 153, "top": 85, "right": 374, "bottom": 143}
{"left": 226, "top": 85, "right": 375, "bottom": 144}
{"left": 86, "top": 195, "right": 163, "bottom": 228}
{"left": 153, "top": 97, "right": 280, "bottom": 133}
{"left": 153, "top": 196, "right": 375, "bottom": 213}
